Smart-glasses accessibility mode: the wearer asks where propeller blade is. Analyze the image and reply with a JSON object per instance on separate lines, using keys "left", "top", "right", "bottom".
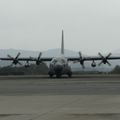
{"left": 98, "top": 52, "right": 104, "bottom": 58}
{"left": 18, "top": 61, "right": 22, "bottom": 65}
{"left": 106, "top": 61, "right": 111, "bottom": 66}
{"left": 38, "top": 52, "right": 42, "bottom": 60}
{"left": 36, "top": 52, "right": 42, "bottom": 65}
{"left": 98, "top": 61, "right": 103, "bottom": 66}
{"left": 106, "top": 53, "right": 112, "bottom": 59}
{"left": 78, "top": 51, "right": 85, "bottom": 68}
{"left": 7, "top": 55, "right": 14, "bottom": 59}
{"left": 78, "top": 52, "right": 82, "bottom": 59}
{"left": 15, "top": 52, "right": 21, "bottom": 59}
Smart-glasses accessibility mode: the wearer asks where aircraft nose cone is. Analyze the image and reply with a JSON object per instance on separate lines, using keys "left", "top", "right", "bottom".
{"left": 54, "top": 63, "right": 63, "bottom": 73}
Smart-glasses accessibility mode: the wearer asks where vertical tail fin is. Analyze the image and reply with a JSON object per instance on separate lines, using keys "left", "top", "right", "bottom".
{"left": 61, "top": 30, "right": 64, "bottom": 55}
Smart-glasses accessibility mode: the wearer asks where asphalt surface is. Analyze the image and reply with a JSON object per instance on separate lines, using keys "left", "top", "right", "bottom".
{"left": 0, "top": 75, "right": 120, "bottom": 95}
{"left": 0, "top": 75, "right": 120, "bottom": 120}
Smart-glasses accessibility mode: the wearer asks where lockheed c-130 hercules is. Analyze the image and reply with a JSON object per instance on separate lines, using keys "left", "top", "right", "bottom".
{"left": 0, "top": 30, "right": 120, "bottom": 78}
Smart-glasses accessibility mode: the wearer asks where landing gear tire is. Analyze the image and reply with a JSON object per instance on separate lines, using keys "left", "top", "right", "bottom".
{"left": 68, "top": 74, "right": 72, "bottom": 78}
{"left": 49, "top": 74, "right": 53, "bottom": 78}
{"left": 68, "top": 73, "right": 72, "bottom": 78}
{"left": 56, "top": 74, "right": 61, "bottom": 78}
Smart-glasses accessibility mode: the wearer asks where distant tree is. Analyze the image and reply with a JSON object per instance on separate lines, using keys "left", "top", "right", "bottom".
{"left": 111, "top": 65, "right": 120, "bottom": 74}
{"left": 0, "top": 63, "right": 48, "bottom": 75}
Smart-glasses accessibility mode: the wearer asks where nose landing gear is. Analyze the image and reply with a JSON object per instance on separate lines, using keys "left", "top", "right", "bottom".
{"left": 68, "top": 72, "right": 72, "bottom": 78}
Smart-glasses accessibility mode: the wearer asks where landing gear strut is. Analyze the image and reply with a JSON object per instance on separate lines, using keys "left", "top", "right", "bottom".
{"left": 56, "top": 74, "right": 62, "bottom": 78}
{"left": 68, "top": 73, "right": 72, "bottom": 78}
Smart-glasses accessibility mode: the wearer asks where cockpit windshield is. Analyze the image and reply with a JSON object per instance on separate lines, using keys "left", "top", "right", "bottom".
{"left": 51, "top": 58, "right": 57, "bottom": 64}
{"left": 51, "top": 57, "right": 67, "bottom": 64}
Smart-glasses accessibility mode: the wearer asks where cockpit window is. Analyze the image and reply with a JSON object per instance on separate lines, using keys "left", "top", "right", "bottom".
{"left": 51, "top": 57, "right": 67, "bottom": 64}
{"left": 51, "top": 58, "right": 57, "bottom": 64}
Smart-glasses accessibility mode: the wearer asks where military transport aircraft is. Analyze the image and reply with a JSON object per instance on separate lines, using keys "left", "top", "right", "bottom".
{"left": 0, "top": 30, "right": 120, "bottom": 78}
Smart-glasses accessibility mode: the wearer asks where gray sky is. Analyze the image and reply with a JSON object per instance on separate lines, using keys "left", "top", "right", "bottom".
{"left": 0, "top": 0, "right": 120, "bottom": 55}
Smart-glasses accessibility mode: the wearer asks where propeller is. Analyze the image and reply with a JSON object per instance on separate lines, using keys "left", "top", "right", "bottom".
{"left": 78, "top": 52, "right": 85, "bottom": 68}
{"left": 36, "top": 52, "right": 42, "bottom": 65}
{"left": 7, "top": 52, "right": 22, "bottom": 66}
{"left": 98, "top": 52, "right": 112, "bottom": 66}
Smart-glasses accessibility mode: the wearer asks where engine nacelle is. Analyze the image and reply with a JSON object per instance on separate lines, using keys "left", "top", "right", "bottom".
{"left": 25, "top": 64, "right": 30, "bottom": 68}
{"left": 25, "top": 61, "right": 30, "bottom": 68}
{"left": 91, "top": 61, "right": 96, "bottom": 67}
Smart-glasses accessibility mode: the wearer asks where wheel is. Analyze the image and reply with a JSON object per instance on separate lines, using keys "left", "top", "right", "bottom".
{"left": 68, "top": 74, "right": 72, "bottom": 78}
{"left": 68, "top": 72, "right": 72, "bottom": 78}
{"left": 56, "top": 74, "right": 61, "bottom": 78}
{"left": 49, "top": 74, "right": 53, "bottom": 78}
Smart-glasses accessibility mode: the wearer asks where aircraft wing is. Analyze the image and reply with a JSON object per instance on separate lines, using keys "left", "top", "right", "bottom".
{"left": 68, "top": 56, "right": 120, "bottom": 61}
{"left": 0, "top": 52, "right": 53, "bottom": 66}
{"left": 0, "top": 57, "right": 52, "bottom": 61}
{"left": 67, "top": 52, "right": 120, "bottom": 68}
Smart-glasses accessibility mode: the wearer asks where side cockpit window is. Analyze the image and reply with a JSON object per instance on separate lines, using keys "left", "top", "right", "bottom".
{"left": 52, "top": 58, "right": 57, "bottom": 64}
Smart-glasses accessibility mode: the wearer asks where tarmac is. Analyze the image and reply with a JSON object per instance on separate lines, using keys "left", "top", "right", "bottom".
{"left": 0, "top": 74, "right": 120, "bottom": 120}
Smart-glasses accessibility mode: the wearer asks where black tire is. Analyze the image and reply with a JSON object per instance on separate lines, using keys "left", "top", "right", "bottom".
{"left": 49, "top": 74, "right": 53, "bottom": 78}
{"left": 68, "top": 72, "right": 72, "bottom": 78}
{"left": 56, "top": 74, "right": 61, "bottom": 78}
{"left": 68, "top": 74, "right": 72, "bottom": 78}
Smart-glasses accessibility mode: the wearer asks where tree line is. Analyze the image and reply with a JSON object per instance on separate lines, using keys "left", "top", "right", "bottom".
{"left": 0, "top": 63, "right": 48, "bottom": 75}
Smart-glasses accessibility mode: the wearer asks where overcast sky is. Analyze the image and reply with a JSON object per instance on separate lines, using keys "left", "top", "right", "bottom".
{"left": 0, "top": 0, "right": 120, "bottom": 55}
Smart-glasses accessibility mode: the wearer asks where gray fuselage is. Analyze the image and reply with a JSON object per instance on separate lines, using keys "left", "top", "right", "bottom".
{"left": 48, "top": 57, "right": 72, "bottom": 77}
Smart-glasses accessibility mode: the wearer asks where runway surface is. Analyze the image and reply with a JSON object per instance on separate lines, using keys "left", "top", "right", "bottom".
{"left": 0, "top": 75, "right": 120, "bottom": 120}
{"left": 0, "top": 74, "right": 120, "bottom": 95}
